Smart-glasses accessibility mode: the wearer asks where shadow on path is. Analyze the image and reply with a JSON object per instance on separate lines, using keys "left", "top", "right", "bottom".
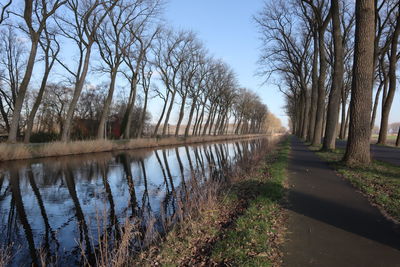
{"left": 283, "top": 137, "right": 400, "bottom": 267}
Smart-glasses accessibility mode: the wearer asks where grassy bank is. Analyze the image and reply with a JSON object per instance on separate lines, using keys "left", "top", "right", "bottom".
{"left": 136, "top": 137, "right": 290, "bottom": 266}
{"left": 316, "top": 149, "right": 400, "bottom": 223}
{"left": 210, "top": 137, "right": 289, "bottom": 266}
{"left": 0, "top": 134, "right": 267, "bottom": 162}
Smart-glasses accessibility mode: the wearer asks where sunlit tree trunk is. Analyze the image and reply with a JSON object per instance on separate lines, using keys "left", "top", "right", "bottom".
{"left": 312, "top": 25, "right": 329, "bottom": 146}
{"left": 323, "top": 0, "right": 344, "bottom": 151}
{"left": 377, "top": 8, "right": 400, "bottom": 145}
{"left": 97, "top": 69, "right": 118, "bottom": 139}
{"left": 162, "top": 89, "right": 177, "bottom": 135}
{"left": 344, "top": 0, "right": 375, "bottom": 166}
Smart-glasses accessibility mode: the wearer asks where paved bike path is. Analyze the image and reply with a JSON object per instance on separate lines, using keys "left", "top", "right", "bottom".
{"left": 282, "top": 137, "right": 400, "bottom": 267}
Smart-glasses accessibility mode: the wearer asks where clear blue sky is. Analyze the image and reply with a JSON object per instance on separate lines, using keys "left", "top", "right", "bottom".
{"left": 163, "top": 0, "right": 400, "bottom": 128}
{"left": 163, "top": 0, "right": 289, "bottom": 127}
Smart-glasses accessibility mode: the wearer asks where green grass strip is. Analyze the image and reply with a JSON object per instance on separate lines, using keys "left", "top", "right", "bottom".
{"left": 210, "top": 138, "right": 290, "bottom": 266}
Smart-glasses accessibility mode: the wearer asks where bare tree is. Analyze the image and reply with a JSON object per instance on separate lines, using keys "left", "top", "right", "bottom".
{"left": 301, "top": 0, "right": 331, "bottom": 146}
{"left": 94, "top": 0, "right": 138, "bottom": 139}
{"left": 137, "top": 55, "right": 153, "bottom": 138}
{"left": 255, "top": 0, "right": 312, "bottom": 137}
{"left": 56, "top": 0, "right": 117, "bottom": 142}
{"left": 0, "top": 26, "right": 26, "bottom": 133}
{"left": 7, "top": 0, "right": 66, "bottom": 143}
{"left": 174, "top": 39, "right": 203, "bottom": 136}
{"left": 184, "top": 54, "right": 208, "bottom": 136}
{"left": 120, "top": 22, "right": 160, "bottom": 139}
{"left": 152, "top": 30, "right": 192, "bottom": 136}
{"left": 0, "top": 0, "right": 12, "bottom": 24}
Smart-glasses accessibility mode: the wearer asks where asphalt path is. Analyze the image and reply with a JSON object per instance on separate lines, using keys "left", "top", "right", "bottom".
{"left": 282, "top": 137, "right": 400, "bottom": 267}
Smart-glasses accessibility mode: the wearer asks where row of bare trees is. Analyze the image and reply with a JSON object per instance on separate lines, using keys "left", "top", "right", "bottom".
{"left": 256, "top": 0, "right": 399, "bottom": 165}
{"left": 0, "top": 0, "right": 270, "bottom": 143}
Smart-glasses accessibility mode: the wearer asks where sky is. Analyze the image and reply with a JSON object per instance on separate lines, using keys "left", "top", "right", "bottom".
{"left": 162, "top": 0, "right": 289, "bottom": 127}
{"left": 162, "top": 0, "right": 400, "bottom": 128}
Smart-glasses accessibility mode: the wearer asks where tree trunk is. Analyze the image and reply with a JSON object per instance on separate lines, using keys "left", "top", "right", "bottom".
{"left": 185, "top": 98, "right": 197, "bottom": 136}
{"left": 301, "top": 88, "right": 310, "bottom": 139}
{"left": 162, "top": 89, "right": 176, "bottom": 135}
{"left": 344, "top": 103, "right": 350, "bottom": 138}
{"left": 97, "top": 69, "right": 117, "bottom": 139}
{"left": 24, "top": 67, "right": 51, "bottom": 143}
{"left": 370, "top": 81, "right": 385, "bottom": 132}
{"left": 122, "top": 76, "right": 138, "bottom": 139}
{"left": 377, "top": 10, "right": 400, "bottom": 145}
{"left": 339, "top": 101, "right": 346, "bottom": 139}
{"left": 153, "top": 92, "right": 169, "bottom": 136}
{"left": 8, "top": 35, "right": 39, "bottom": 143}
{"left": 339, "top": 84, "right": 349, "bottom": 139}
{"left": 213, "top": 111, "right": 222, "bottom": 135}
{"left": 0, "top": 98, "right": 10, "bottom": 132}
{"left": 137, "top": 91, "right": 148, "bottom": 138}
{"left": 175, "top": 94, "right": 187, "bottom": 136}
{"left": 323, "top": 0, "right": 344, "bottom": 151}
{"left": 312, "top": 29, "right": 328, "bottom": 146}
{"left": 192, "top": 104, "right": 200, "bottom": 136}
{"left": 396, "top": 125, "right": 400, "bottom": 147}
{"left": 208, "top": 107, "right": 218, "bottom": 135}
{"left": 296, "top": 101, "right": 302, "bottom": 136}
{"left": 195, "top": 98, "right": 207, "bottom": 135}
{"left": 308, "top": 30, "right": 319, "bottom": 142}
{"left": 344, "top": 0, "right": 375, "bottom": 166}
{"left": 61, "top": 45, "right": 92, "bottom": 142}
{"left": 235, "top": 118, "right": 242, "bottom": 134}
{"left": 202, "top": 105, "right": 214, "bottom": 135}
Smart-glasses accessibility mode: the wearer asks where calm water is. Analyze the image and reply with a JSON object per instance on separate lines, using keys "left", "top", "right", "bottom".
{"left": 0, "top": 138, "right": 269, "bottom": 266}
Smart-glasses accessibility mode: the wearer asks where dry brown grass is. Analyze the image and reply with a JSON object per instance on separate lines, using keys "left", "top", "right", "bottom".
{"left": 88, "top": 218, "right": 139, "bottom": 267}
{"left": 135, "top": 178, "right": 226, "bottom": 266}
{"left": 0, "top": 134, "right": 266, "bottom": 162}
{"left": 0, "top": 246, "right": 11, "bottom": 267}
{"left": 134, "top": 137, "right": 280, "bottom": 266}
{"left": 73, "top": 174, "right": 224, "bottom": 267}
{"left": 0, "top": 143, "right": 31, "bottom": 161}
{"left": 40, "top": 140, "right": 114, "bottom": 157}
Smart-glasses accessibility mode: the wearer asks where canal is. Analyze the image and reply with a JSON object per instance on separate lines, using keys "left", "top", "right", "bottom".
{"left": 0, "top": 137, "right": 270, "bottom": 266}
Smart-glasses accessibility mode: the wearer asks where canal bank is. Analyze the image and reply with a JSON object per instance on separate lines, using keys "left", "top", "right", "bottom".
{"left": 0, "top": 136, "right": 278, "bottom": 266}
{"left": 136, "top": 136, "right": 290, "bottom": 266}
{"left": 0, "top": 134, "right": 270, "bottom": 162}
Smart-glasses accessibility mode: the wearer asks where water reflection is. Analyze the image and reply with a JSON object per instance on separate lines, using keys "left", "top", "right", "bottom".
{"left": 0, "top": 138, "right": 269, "bottom": 266}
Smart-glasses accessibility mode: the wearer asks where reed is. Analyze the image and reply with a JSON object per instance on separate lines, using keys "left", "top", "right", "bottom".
{"left": 0, "top": 134, "right": 268, "bottom": 162}
{"left": 0, "top": 246, "right": 11, "bottom": 267}
{"left": 135, "top": 137, "right": 279, "bottom": 265}
{"left": 0, "top": 143, "right": 31, "bottom": 161}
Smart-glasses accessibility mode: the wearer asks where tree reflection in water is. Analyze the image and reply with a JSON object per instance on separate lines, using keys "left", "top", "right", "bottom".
{"left": 0, "top": 138, "right": 269, "bottom": 265}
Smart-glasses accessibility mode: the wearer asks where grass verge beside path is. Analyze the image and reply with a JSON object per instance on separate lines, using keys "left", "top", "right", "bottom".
{"left": 136, "top": 137, "right": 290, "bottom": 266}
{"left": 316, "top": 149, "right": 400, "bottom": 223}
{"left": 210, "top": 137, "right": 290, "bottom": 266}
